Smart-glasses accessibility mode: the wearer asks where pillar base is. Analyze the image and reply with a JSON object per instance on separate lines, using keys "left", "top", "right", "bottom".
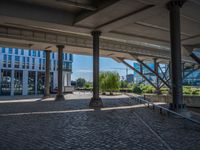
{"left": 42, "top": 95, "right": 51, "bottom": 99}
{"left": 169, "top": 103, "right": 191, "bottom": 118}
{"left": 55, "top": 94, "right": 65, "bottom": 101}
{"left": 169, "top": 103, "right": 186, "bottom": 111}
{"left": 89, "top": 97, "right": 103, "bottom": 108}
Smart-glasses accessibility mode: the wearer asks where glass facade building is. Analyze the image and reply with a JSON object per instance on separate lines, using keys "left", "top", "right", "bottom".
{"left": 133, "top": 62, "right": 158, "bottom": 84}
{"left": 0, "top": 47, "right": 73, "bottom": 96}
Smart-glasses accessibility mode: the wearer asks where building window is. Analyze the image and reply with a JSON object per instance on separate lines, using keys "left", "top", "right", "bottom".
{"left": 28, "top": 50, "right": 31, "bottom": 56}
{"left": 8, "top": 48, "right": 13, "bottom": 54}
{"left": 38, "top": 51, "right": 40, "bottom": 57}
{"left": 43, "top": 51, "right": 46, "bottom": 58}
{"left": 8, "top": 55, "right": 12, "bottom": 68}
{"left": 28, "top": 71, "right": 35, "bottom": 95}
{"left": 1, "top": 47, "right": 5, "bottom": 53}
{"left": 37, "top": 72, "right": 45, "bottom": 94}
{"left": 15, "top": 48, "right": 18, "bottom": 55}
{"left": 22, "top": 57, "right": 26, "bottom": 69}
{"left": 52, "top": 53, "right": 54, "bottom": 59}
{"left": 21, "top": 49, "right": 24, "bottom": 55}
{"left": 65, "top": 54, "right": 68, "bottom": 60}
{"left": 54, "top": 60, "right": 56, "bottom": 71}
{"left": 69, "top": 54, "right": 73, "bottom": 61}
{"left": 42, "top": 59, "right": 46, "bottom": 70}
{"left": 27, "top": 57, "right": 30, "bottom": 69}
{"left": 39, "top": 59, "right": 42, "bottom": 70}
{"left": 3, "top": 54, "right": 7, "bottom": 67}
{"left": 15, "top": 56, "right": 20, "bottom": 68}
{"left": 14, "top": 71, "right": 23, "bottom": 95}
{"left": 63, "top": 61, "right": 72, "bottom": 71}
{"left": 0, "top": 70, "right": 12, "bottom": 96}
{"left": 32, "top": 58, "right": 35, "bottom": 69}
{"left": 32, "top": 50, "right": 36, "bottom": 57}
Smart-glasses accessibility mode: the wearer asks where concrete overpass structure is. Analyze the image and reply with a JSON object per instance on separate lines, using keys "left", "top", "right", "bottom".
{"left": 0, "top": 0, "right": 200, "bottom": 111}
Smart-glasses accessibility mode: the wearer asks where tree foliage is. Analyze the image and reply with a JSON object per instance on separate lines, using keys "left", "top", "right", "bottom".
{"left": 76, "top": 78, "right": 86, "bottom": 88}
{"left": 120, "top": 80, "right": 128, "bottom": 88}
{"left": 100, "top": 71, "right": 120, "bottom": 94}
{"left": 132, "top": 84, "right": 142, "bottom": 94}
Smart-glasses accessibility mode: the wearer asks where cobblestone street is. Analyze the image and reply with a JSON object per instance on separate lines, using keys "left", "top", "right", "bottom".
{"left": 0, "top": 93, "right": 200, "bottom": 150}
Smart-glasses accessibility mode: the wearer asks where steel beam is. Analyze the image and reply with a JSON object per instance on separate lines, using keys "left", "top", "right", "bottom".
{"left": 131, "top": 55, "right": 171, "bottom": 88}
{"left": 120, "top": 59, "right": 157, "bottom": 89}
{"left": 154, "top": 58, "right": 161, "bottom": 94}
{"left": 190, "top": 53, "right": 200, "bottom": 65}
{"left": 167, "top": 0, "right": 186, "bottom": 111}
{"left": 183, "top": 67, "right": 200, "bottom": 79}
{"left": 89, "top": 31, "right": 103, "bottom": 108}
{"left": 158, "top": 64, "right": 169, "bottom": 82}
{"left": 56, "top": 0, "right": 96, "bottom": 11}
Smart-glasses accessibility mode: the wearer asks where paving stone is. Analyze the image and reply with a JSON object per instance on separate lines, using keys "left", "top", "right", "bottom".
{"left": 0, "top": 94, "right": 199, "bottom": 150}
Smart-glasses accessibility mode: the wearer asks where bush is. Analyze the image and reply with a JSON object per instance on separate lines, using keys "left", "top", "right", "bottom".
{"left": 160, "top": 88, "right": 169, "bottom": 94}
{"left": 191, "top": 89, "right": 199, "bottom": 95}
{"left": 183, "top": 86, "right": 200, "bottom": 95}
{"left": 132, "top": 84, "right": 142, "bottom": 94}
{"left": 140, "top": 85, "right": 155, "bottom": 94}
{"left": 183, "top": 86, "right": 192, "bottom": 95}
{"left": 84, "top": 82, "right": 92, "bottom": 90}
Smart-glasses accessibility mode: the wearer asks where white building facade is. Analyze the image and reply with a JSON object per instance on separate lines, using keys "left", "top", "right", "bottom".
{"left": 0, "top": 47, "right": 72, "bottom": 96}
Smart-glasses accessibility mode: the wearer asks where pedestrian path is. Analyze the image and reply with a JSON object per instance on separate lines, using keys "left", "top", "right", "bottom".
{"left": 0, "top": 94, "right": 199, "bottom": 150}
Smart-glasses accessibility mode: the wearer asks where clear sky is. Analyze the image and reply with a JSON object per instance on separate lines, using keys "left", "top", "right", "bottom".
{"left": 72, "top": 54, "right": 134, "bottom": 81}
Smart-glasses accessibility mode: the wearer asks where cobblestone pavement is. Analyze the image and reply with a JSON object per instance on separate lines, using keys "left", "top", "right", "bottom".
{"left": 0, "top": 94, "right": 200, "bottom": 150}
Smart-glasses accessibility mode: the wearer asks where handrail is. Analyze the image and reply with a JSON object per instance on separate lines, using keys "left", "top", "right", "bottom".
{"left": 126, "top": 94, "right": 200, "bottom": 126}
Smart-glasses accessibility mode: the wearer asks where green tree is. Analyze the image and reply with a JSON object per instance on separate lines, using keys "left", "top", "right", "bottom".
{"left": 132, "top": 84, "right": 142, "bottom": 94}
{"left": 120, "top": 80, "right": 128, "bottom": 89}
{"left": 76, "top": 78, "right": 86, "bottom": 88}
{"left": 100, "top": 71, "right": 120, "bottom": 95}
{"left": 84, "top": 82, "right": 92, "bottom": 90}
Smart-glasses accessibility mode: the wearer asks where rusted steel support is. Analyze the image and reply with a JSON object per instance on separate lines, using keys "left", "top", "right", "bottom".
{"left": 131, "top": 55, "right": 170, "bottom": 88}
{"left": 120, "top": 59, "right": 157, "bottom": 89}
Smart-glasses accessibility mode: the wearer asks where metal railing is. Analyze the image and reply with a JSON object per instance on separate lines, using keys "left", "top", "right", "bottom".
{"left": 127, "top": 94, "right": 200, "bottom": 126}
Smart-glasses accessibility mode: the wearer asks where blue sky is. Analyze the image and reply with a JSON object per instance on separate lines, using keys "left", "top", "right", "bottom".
{"left": 72, "top": 55, "right": 134, "bottom": 81}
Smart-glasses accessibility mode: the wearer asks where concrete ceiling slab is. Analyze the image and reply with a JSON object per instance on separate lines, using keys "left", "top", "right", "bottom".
{"left": 0, "top": 0, "right": 199, "bottom": 65}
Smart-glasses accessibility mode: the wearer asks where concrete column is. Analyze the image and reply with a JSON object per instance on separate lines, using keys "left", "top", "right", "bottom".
{"left": 55, "top": 45, "right": 65, "bottom": 101}
{"left": 22, "top": 70, "right": 28, "bottom": 96}
{"left": 167, "top": 0, "right": 185, "bottom": 111}
{"left": 43, "top": 50, "right": 51, "bottom": 98}
{"left": 89, "top": 31, "right": 103, "bottom": 108}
